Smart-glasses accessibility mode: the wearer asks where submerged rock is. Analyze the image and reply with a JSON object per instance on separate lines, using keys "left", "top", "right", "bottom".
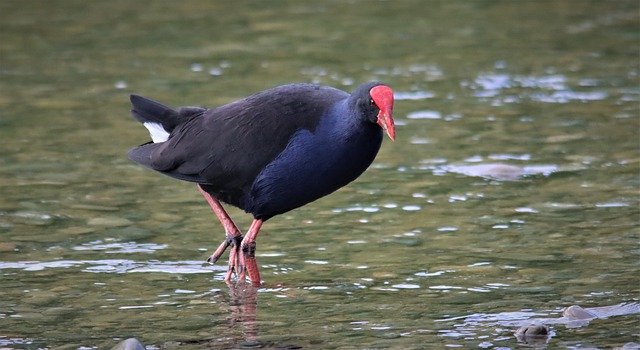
{"left": 514, "top": 323, "right": 551, "bottom": 346}
{"left": 563, "top": 305, "right": 597, "bottom": 320}
{"left": 4, "top": 211, "right": 55, "bottom": 226}
{"left": 111, "top": 338, "right": 145, "bottom": 350}
{"left": 515, "top": 323, "right": 549, "bottom": 337}
{"left": 441, "top": 163, "right": 559, "bottom": 181}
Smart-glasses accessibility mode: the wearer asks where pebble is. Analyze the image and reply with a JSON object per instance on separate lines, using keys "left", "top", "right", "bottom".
{"left": 563, "top": 305, "right": 596, "bottom": 320}
{"left": 515, "top": 323, "right": 549, "bottom": 337}
{"left": 514, "top": 323, "right": 550, "bottom": 346}
{"left": 111, "top": 338, "right": 145, "bottom": 350}
{"left": 9, "top": 211, "right": 54, "bottom": 226}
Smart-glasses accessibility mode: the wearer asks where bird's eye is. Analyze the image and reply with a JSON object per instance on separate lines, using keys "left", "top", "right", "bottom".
{"left": 369, "top": 98, "right": 375, "bottom": 106}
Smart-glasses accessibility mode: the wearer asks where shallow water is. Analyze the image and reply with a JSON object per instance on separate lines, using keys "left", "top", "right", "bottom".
{"left": 1, "top": 1, "right": 639, "bottom": 349}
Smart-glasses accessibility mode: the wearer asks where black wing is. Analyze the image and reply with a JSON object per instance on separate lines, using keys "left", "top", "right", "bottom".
{"left": 128, "top": 84, "right": 347, "bottom": 191}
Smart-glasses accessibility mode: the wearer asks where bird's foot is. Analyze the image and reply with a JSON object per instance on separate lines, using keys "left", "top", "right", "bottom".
{"left": 207, "top": 219, "right": 263, "bottom": 287}
{"left": 224, "top": 236, "right": 243, "bottom": 282}
{"left": 207, "top": 233, "right": 243, "bottom": 264}
{"left": 205, "top": 233, "right": 246, "bottom": 284}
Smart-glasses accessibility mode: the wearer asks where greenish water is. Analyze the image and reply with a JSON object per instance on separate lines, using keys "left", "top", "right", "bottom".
{"left": 1, "top": 1, "right": 639, "bottom": 349}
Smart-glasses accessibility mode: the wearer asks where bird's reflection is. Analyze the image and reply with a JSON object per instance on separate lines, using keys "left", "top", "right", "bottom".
{"left": 225, "top": 280, "right": 259, "bottom": 345}
{"left": 177, "top": 281, "right": 260, "bottom": 348}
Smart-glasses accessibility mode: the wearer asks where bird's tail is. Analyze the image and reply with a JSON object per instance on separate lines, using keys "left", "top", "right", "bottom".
{"left": 129, "top": 95, "right": 205, "bottom": 143}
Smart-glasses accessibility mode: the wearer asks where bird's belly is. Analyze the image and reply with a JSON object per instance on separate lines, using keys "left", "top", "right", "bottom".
{"left": 244, "top": 130, "right": 380, "bottom": 220}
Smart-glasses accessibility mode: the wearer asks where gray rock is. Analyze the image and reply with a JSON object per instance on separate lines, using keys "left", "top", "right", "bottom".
{"left": 515, "top": 323, "right": 549, "bottom": 337}
{"left": 515, "top": 323, "right": 551, "bottom": 346}
{"left": 111, "top": 338, "right": 145, "bottom": 350}
{"left": 563, "top": 305, "right": 597, "bottom": 320}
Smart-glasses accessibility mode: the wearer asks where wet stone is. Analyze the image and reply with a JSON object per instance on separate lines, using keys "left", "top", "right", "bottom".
{"left": 563, "top": 305, "right": 596, "bottom": 320}
{"left": 8, "top": 211, "right": 55, "bottom": 226}
{"left": 515, "top": 323, "right": 549, "bottom": 337}
{"left": 111, "top": 338, "right": 145, "bottom": 350}
{"left": 515, "top": 323, "right": 551, "bottom": 346}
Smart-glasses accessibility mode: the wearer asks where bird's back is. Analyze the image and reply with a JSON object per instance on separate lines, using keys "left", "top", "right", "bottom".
{"left": 128, "top": 84, "right": 350, "bottom": 213}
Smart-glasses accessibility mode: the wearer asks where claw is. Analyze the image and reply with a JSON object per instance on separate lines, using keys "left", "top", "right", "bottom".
{"left": 207, "top": 233, "right": 242, "bottom": 264}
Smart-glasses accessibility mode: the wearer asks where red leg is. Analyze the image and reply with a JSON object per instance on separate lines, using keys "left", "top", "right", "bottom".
{"left": 197, "top": 185, "right": 243, "bottom": 281}
{"left": 238, "top": 219, "right": 264, "bottom": 286}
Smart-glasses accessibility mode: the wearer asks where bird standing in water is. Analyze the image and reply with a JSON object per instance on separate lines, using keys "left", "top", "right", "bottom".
{"left": 128, "top": 82, "right": 395, "bottom": 286}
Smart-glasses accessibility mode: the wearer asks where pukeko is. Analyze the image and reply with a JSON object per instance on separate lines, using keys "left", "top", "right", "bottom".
{"left": 127, "top": 82, "right": 395, "bottom": 286}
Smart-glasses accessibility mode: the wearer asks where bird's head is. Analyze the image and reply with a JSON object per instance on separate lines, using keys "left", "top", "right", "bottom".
{"left": 355, "top": 82, "right": 395, "bottom": 141}
{"left": 370, "top": 84, "right": 395, "bottom": 141}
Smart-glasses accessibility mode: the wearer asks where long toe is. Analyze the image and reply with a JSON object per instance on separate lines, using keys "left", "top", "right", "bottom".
{"left": 224, "top": 242, "right": 242, "bottom": 282}
{"left": 207, "top": 238, "right": 230, "bottom": 264}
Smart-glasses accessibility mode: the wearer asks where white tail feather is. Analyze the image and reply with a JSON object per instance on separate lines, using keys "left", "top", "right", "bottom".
{"left": 143, "top": 122, "right": 170, "bottom": 143}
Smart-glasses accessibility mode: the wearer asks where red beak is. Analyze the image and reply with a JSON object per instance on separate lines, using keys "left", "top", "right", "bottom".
{"left": 370, "top": 85, "right": 395, "bottom": 141}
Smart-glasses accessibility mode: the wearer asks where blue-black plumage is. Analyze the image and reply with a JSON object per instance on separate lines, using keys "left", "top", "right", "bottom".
{"left": 127, "top": 81, "right": 395, "bottom": 285}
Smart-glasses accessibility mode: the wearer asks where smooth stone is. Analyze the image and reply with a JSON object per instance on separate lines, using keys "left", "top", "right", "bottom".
{"left": 515, "top": 323, "right": 549, "bottom": 337}
{"left": 10, "top": 211, "right": 54, "bottom": 225}
{"left": 111, "top": 338, "right": 145, "bottom": 350}
{"left": 563, "top": 305, "right": 596, "bottom": 320}
{"left": 515, "top": 323, "right": 550, "bottom": 346}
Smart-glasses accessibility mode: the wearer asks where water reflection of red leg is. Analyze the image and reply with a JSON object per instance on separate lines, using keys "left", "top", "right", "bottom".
{"left": 227, "top": 280, "right": 258, "bottom": 344}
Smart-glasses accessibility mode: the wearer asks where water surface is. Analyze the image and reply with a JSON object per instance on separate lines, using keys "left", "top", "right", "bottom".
{"left": 1, "top": 1, "right": 638, "bottom": 349}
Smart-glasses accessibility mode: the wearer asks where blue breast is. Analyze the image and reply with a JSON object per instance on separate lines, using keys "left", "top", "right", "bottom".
{"left": 244, "top": 105, "right": 383, "bottom": 220}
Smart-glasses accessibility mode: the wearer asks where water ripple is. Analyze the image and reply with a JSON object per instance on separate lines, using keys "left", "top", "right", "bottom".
{"left": 406, "top": 110, "right": 441, "bottom": 120}
{"left": 465, "top": 72, "right": 608, "bottom": 104}
{"left": 0, "top": 259, "right": 220, "bottom": 274}
{"left": 441, "top": 163, "right": 560, "bottom": 181}
{"left": 393, "top": 91, "right": 435, "bottom": 100}
{"left": 72, "top": 241, "right": 167, "bottom": 253}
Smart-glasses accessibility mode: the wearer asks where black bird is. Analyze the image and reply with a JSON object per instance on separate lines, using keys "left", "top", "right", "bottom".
{"left": 128, "top": 82, "right": 395, "bottom": 286}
